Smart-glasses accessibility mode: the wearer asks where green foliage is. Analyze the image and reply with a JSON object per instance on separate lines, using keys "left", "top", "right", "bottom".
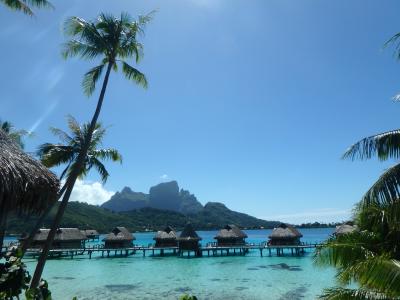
{"left": 61, "top": 11, "right": 154, "bottom": 96}
{"left": 315, "top": 118, "right": 400, "bottom": 298}
{"left": 0, "top": 248, "right": 30, "bottom": 299}
{"left": 0, "top": 119, "right": 28, "bottom": 149}
{"left": 0, "top": 0, "right": 52, "bottom": 16}
{"left": 6, "top": 199, "right": 279, "bottom": 234}
{"left": 0, "top": 246, "right": 51, "bottom": 299}
{"left": 37, "top": 116, "right": 122, "bottom": 183}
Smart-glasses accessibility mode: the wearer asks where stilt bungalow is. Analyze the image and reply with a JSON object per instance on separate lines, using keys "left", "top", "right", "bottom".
{"left": 23, "top": 228, "right": 87, "bottom": 249}
{"left": 154, "top": 226, "right": 177, "bottom": 247}
{"left": 103, "top": 227, "right": 135, "bottom": 248}
{"left": 334, "top": 224, "right": 358, "bottom": 236}
{"left": 268, "top": 223, "right": 303, "bottom": 246}
{"left": 82, "top": 229, "right": 100, "bottom": 241}
{"left": 214, "top": 224, "right": 247, "bottom": 246}
{"left": 177, "top": 223, "right": 202, "bottom": 252}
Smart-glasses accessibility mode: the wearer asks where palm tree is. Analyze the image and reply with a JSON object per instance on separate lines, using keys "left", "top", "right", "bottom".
{"left": 1, "top": 0, "right": 52, "bottom": 16}
{"left": 315, "top": 120, "right": 400, "bottom": 298}
{"left": 0, "top": 119, "right": 28, "bottom": 149}
{"left": 38, "top": 116, "right": 122, "bottom": 183}
{"left": 30, "top": 12, "right": 152, "bottom": 288}
{"left": 20, "top": 116, "right": 122, "bottom": 254}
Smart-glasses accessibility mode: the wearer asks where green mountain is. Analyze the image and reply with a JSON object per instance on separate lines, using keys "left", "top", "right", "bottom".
{"left": 101, "top": 181, "right": 203, "bottom": 214}
{"left": 7, "top": 201, "right": 279, "bottom": 234}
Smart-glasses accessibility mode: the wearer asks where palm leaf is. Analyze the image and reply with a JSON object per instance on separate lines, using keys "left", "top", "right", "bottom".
{"left": 359, "top": 163, "right": 400, "bottom": 207}
{"left": 121, "top": 61, "right": 147, "bottom": 88}
{"left": 343, "top": 130, "right": 400, "bottom": 161}
{"left": 82, "top": 64, "right": 105, "bottom": 96}
{"left": 319, "top": 287, "right": 393, "bottom": 300}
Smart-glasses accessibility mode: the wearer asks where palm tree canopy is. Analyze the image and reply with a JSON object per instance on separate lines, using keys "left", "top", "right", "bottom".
{"left": 37, "top": 116, "right": 122, "bottom": 183}
{"left": 62, "top": 11, "right": 154, "bottom": 96}
{"left": 1, "top": 0, "right": 52, "bottom": 16}
{"left": 0, "top": 119, "right": 28, "bottom": 149}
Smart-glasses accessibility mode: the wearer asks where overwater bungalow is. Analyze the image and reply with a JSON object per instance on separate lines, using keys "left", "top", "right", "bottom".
{"left": 22, "top": 228, "right": 87, "bottom": 249}
{"left": 154, "top": 226, "right": 177, "bottom": 247}
{"left": 334, "top": 224, "right": 358, "bottom": 236}
{"left": 103, "top": 227, "right": 135, "bottom": 248}
{"left": 0, "top": 129, "right": 59, "bottom": 249}
{"left": 177, "top": 223, "right": 202, "bottom": 252}
{"left": 81, "top": 229, "right": 100, "bottom": 241}
{"left": 268, "top": 223, "right": 303, "bottom": 246}
{"left": 214, "top": 224, "right": 247, "bottom": 246}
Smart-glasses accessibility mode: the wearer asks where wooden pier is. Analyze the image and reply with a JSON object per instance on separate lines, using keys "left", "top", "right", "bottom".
{"left": 2, "top": 242, "right": 320, "bottom": 259}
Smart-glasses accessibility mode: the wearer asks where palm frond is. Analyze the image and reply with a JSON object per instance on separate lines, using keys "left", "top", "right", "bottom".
{"left": 91, "top": 149, "right": 122, "bottom": 163}
{"left": 61, "top": 40, "right": 102, "bottom": 60}
{"left": 88, "top": 157, "right": 109, "bottom": 183}
{"left": 359, "top": 163, "right": 400, "bottom": 207}
{"left": 121, "top": 61, "right": 147, "bottom": 88}
{"left": 343, "top": 129, "right": 400, "bottom": 161}
{"left": 82, "top": 64, "right": 105, "bottom": 96}
{"left": 384, "top": 32, "right": 400, "bottom": 61}
{"left": 1, "top": 0, "right": 52, "bottom": 16}
{"left": 319, "top": 287, "right": 392, "bottom": 300}
{"left": 49, "top": 127, "right": 72, "bottom": 144}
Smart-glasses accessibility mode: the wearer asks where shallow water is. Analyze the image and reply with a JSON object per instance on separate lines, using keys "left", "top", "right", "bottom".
{"left": 10, "top": 228, "right": 336, "bottom": 299}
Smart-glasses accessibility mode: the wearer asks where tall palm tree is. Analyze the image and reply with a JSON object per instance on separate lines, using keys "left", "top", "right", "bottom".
{"left": 20, "top": 116, "right": 122, "bottom": 253}
{"left": 30, "top": 12, "right": 152, "bottom": 288}
{"left": 1, "top": 0, "right": 52, "bottom": 16}
{"left": 0, "top": 119, "right": 28, "bottom": 149}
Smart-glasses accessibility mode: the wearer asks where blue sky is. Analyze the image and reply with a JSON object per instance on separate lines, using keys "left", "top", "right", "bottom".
{"left": 1, "top": 0, "right": 400, "bottom": 224}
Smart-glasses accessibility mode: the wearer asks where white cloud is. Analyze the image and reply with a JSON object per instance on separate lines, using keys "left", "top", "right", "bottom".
{"left": 160, "top": 174, "right": 169, "bottom": 181}
{"left": 69, "top": 179, "right": 115, "bottom": 206}
{"left": 261, "top": 208, "right": 352, "bottom": 224}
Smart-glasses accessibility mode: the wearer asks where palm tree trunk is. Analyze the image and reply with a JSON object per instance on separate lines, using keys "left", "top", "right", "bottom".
{"left": 30, "top": 62, "right": 113, "bottom": 289}
{"left": 20, "top": 183, "right": 67, "bottom": 254}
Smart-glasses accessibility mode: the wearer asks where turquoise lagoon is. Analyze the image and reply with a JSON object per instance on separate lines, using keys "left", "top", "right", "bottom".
{"left": 15, "top": 228, "right": 336, "bottom": 299}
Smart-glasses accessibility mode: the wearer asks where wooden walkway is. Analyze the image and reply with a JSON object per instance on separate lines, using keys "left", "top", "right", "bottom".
{"left": 2, "top": 242, "right": 320, "bottom": 259}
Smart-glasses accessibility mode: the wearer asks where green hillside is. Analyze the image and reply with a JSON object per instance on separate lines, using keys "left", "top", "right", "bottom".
{"left": 7, "top": 201, "right": 279, "bottom": 234}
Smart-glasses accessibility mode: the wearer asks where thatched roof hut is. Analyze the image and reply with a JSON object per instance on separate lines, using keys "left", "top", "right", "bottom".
{"left": 268, "top": 223, "right": 303, "bottom": 246}
{"left": 81, "top": 229, "right": 100, "bottom": 240}
{"left": 214, "top": 224, "right": 247, "bottom": 246}
{"left": 177, "top": 223, "right": 202, "bottom": 251}
{"left": 103, "top": 227, "right": 135, "bottom": 248}
{"left": 0, "top": 129, "right": 59, "bottom": 215}
{"left": 334, "top": 224, "right": 358, "bottom": 236}
{"left": 22, "top": 228, "right": 87, "bottom": 249}
{"left": 154, "top": 226, "right": 177, "bottom": 247}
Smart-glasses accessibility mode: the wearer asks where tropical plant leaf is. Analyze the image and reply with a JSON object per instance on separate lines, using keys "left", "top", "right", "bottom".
{"left": 121, "top": 61, "right": 147, "bottom": 88}
{"left": 343, "top": 130, "right": 400, "bottom": 161}
{"left": 82, "top": 64, "right": 105, "bottom": 96}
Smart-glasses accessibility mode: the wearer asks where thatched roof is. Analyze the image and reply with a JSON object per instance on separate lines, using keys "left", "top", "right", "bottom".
{"left": 335, "top": 224, "right": 358, "bottom": 236}
{"left": 82, "top": 229, "right": 99, "bottom": 236}
{"left": 177, "top": 223, "right": 202, "bottom": 241}
{"left": 215, "top": 224, "right": 248, "bottom": 239}
{"left": 269, "top": 223, "right": 303, "bottom": 239}
{"left": 103, "top": 227, "right": 135, "bottom": 241}
{"left": 154, "top": 226, "right": 177, "bottom": 240}
{"left": 0, "top": 129, "right": 59, "bottom": 214}
{"left": 25, "top": 228, "right": 87, "bottom": 242}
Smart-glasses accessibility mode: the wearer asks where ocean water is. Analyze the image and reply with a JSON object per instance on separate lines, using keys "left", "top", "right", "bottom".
{"left": 10, "top": 228, "right": 336, "bottom": 299}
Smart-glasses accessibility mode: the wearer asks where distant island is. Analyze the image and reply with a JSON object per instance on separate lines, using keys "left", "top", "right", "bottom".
{"left": 7, "top": 181, "right": 338, "bottom": 234}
